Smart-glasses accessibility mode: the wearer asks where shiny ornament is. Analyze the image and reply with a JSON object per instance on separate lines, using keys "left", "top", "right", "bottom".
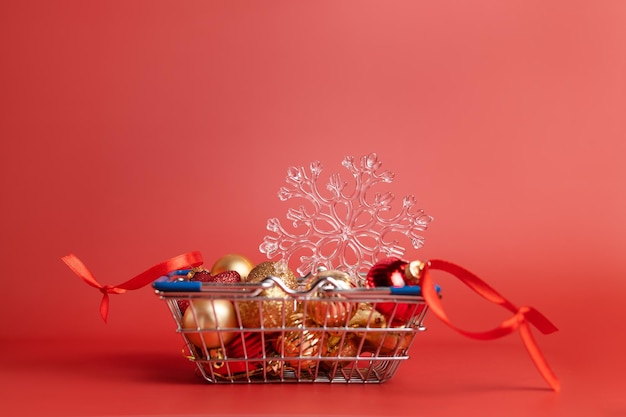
{"left": 177, "top": 269, "right": 242, "bottom": 312}
{"left": 205, "top": 332, "right": 267, "bottom": 378}
{"left": 306, "top": 269, "right": 356, "bottom": 327}
{"left": 348, "top": 302, "right": 387, "bottom": 329}
{"left": 244, "top": 260, "right": 298, "bottom": 287}
{"left": 364, "top": 327, "right": 415, "bottom": 355}
{"left": 238, "top": 261, "right": 298, "bottom": 329}
{"left": 307, "top": 298, "right": 354, "bottom": 328}
{"left": 182, "top": 299, "right": 239, "bottom": 349}
{"left": 192, "top": 269, "right": 242, "bottom": 284}
{"left": 366, "top": 257, "right": 426, "bottom": 325}
{"left": 367, "top": 258, "right": 409, "bottom": 287}
{"left": 210, "top": 254, "right": 255, "bottom": 280}
{"left": 321, "top": 334, "right": 360, "bottom": 368}
{"left": 347, "top": 303, "right": 389, "bottom": 350}
{"left": 274, "top": 313, "right": 324, "bottom": 371}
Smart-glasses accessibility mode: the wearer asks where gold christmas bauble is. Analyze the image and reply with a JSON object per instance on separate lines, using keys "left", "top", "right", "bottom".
{"left": 307, "top": 297, "right": 354, "bottom": 328}
{"left": 321, "top": 333, "right": 360, "bottom": 368}
{"left": 348, "top": 302, "right": 387, "bottom": 329}
{"left": 347, "top": 302, "right": 389, "bottom": 351}
{"left": 306, "top": 269, "right": 356, "bottom": 328}
{"left": 365, "top": 327, "right": 415, "bottom": 355}
{"left": 274, "top": 313, "right": 324, "bottom": 370}
{"left": 244, "top": 260, "right": 298, "bottom": 287}
{"left": 210, "top": 254, "right": 255, "bottom": 280}
{"left": 182, "top": 299, "right": 239, "bottom": 349}
{"left": 238, "top": 286, "right": 298, "bottom": 329}
{"left": 238, "top": 261, "right": 299, "bottom": 329}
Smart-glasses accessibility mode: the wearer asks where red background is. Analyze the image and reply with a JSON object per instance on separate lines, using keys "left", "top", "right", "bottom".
{"left": 1, "top": 1, "right": 625, "bottom": 416}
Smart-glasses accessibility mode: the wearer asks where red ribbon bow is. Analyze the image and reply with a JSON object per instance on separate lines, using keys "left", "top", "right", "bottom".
{"left": 64, "top": 252, "right": 558, "bottom": 391}
{"left": 420, "top": 259, "right": 560, "bottom": 392}
{"left": 62, "top": 251, "right": 203, "bottom": 322}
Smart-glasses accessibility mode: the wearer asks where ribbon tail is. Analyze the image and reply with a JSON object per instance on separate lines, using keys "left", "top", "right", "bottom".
{"left": 99, "top": 293, "right": 110, "bottom": 323}
{"left": 523, "top": 306, "right": 559, "bottom": 335}
{"left": 519, "top": 321, "right": 561, "bottom": 392}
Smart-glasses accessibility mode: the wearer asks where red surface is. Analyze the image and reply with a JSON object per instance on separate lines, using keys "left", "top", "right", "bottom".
{"left": 1, "top": 1, "right": 625, "bottom": 416}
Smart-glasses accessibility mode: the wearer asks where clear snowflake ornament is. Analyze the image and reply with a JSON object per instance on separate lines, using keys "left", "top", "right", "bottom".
{"left": 259, "top": 153, "right": 433, "bottom": 286}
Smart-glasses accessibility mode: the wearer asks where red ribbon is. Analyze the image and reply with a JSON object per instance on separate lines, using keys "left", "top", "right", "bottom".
{"left": 420, "top": 259, "right": 560, "bottom": 392}
{"left": 62, "top": 252, "right": 204, "bottom": 322}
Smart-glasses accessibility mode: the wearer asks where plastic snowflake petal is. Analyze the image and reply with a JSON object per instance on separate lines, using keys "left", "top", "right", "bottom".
{"left": 259, "top": 153, "right": 433, "bottom": 285}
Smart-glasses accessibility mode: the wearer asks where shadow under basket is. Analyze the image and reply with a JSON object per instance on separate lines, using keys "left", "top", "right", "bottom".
{"left": 153, "top": 276, "right": 433, "bottom": 384}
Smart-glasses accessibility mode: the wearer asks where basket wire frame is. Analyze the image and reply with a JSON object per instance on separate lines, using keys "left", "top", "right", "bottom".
{"left": 156, "top": 276, "right": 430, "bottom": 384}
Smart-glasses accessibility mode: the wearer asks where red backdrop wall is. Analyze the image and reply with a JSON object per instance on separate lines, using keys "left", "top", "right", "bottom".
{"left": 1, "top": 1, "right": 625, "bottom": 416}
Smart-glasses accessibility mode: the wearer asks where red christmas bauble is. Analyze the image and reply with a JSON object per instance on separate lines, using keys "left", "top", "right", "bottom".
{"left": 177, "top": 269, "right": 242, "bottom": 312}
{"left": 208, "top": 332, "right": 267, "bottom": 378}
{"left": 366, "top": 257, "right": 425, "bottom": 325}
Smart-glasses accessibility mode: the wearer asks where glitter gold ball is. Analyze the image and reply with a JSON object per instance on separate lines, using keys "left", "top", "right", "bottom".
{"left": 244, "top": 261, "right": 298, "bottom": 288}
{"left": 238, "top": 261, "right": 299, "bottom": 329}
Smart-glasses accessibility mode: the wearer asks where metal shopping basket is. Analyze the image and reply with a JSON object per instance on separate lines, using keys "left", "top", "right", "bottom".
{"left": 153, "top": 273, "right": 433, "bottom": 384}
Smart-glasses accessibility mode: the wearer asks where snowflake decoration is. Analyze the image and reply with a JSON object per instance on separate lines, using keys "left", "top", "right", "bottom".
{"left": 259, "top": 153, "right": 433, "bottom": 285}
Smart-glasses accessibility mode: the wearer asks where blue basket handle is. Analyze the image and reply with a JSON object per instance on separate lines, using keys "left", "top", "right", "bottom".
{"left": 389, "top": 285, "right": 441, "bottom": 296}
{"left": 153, "top": 281, "right": 202, "bottom": 292}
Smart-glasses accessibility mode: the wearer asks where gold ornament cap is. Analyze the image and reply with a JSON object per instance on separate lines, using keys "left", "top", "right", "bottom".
{"left": 404, "top": 260, "right": 427, "bottom": 285}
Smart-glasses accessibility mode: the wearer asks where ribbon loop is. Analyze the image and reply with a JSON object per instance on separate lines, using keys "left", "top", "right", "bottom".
{"left": 62, "top": 251, "right": 203, "bottom": 322}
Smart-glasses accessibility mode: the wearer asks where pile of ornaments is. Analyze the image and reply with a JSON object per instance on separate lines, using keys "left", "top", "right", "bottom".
{"left": 177, "top": 254, "right": 424, "bottom": 380}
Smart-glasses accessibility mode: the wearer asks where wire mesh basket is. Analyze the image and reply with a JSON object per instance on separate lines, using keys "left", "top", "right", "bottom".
{"left": 154, "top": 273, "right": 432, "bottom": 384}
